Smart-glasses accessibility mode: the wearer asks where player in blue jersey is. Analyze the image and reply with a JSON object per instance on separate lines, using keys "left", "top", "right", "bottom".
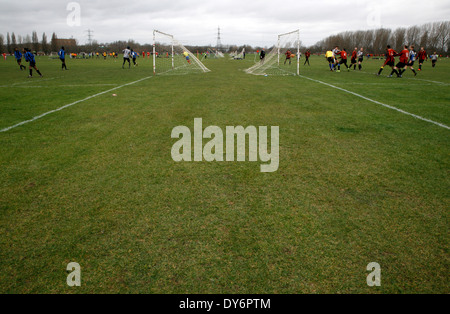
{"left": 131, "top": 50, "right": 138, "bottom": 67}
{"left": 58, "top": 46, "right": 68, "bottom": 70}
{"left": 14, "top": 48, "right": 26, "bottom": 70}
{"left": 402, "top": 45, "right": 417, "bottom": 76}
{"left": 24, "top": 48, "right": 43, "bottom": 78}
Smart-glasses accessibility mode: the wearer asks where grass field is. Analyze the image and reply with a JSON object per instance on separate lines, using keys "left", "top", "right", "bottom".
{"left": 0, "top": 53, "right": 448, "bottom": 294}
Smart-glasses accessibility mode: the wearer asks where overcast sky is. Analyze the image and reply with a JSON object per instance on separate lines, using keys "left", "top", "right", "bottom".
{"left": 1, "top": 0, "right": 449, "bottom": 47}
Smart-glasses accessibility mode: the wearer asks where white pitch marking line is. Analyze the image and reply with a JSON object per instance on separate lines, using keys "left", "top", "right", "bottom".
{"left": 407, "top": 77, "right": 450, "bottom": 85}
{"left": 5, "top": 84, "right": 120, "bottom": 88}
{"left": 0, "top": 69, "right": 103, "bottom": 88}
{"left": 354, "top": 70, "right": 450, "bottom": 86}
{"left": 0, "top": 77, "right": 60, "bottom": 88}
{"left": 299, "top": 74, "right": 450, "bottom": 130}
{"left": 0, "top": 76, "right": 153, "bottom": 133}
{"left": 330, "top": 82, "right": 438, "bottom": 86}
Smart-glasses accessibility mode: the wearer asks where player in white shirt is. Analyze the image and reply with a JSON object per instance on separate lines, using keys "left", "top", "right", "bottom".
{"left": 430, "top": 52, "right": 438, "bottom": 68}
{"left": 122, "top": 46, "right": 132, "bottom": 69}
{"left": 332, "top": 46, "right": 340, "bottom": 68}
{"left": 357, "top": 48, "right": 364, "bottom": 71}
{"left": 403, "top": 45, "right": 418, "bottom": 76}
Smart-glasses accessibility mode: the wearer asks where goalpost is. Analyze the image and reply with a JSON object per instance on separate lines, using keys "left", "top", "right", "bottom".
{"left": 232, "top": 48, "right": 245, "bottom": 60}
{"left": 246, "top": 30, "right": 300, "bottom": 76}
{"left": 207, "top": 48, "right": 218, "bottom": 59}
{"left": 152, "top": 30, "right": 210, "bottom": 75}
{"left": 203, "top": 48, "right": 224, "bottom": 60}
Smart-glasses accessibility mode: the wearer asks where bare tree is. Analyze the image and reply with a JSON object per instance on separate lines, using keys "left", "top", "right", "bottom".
{"left": 24, "top": 34, "right": 31, "bottom": 46}
{"left": 11, "top": 32, "right": 17, "bottom": 49}
{"left": 420, "top": 31, "right": 429, "bottom": 48}
{"left": 363, "top": 30, "right": 375, "bottom": 52}
{"left": 42, "top": 33, "right": 49, "bottom": 54}
{"left": 51, "top": 32, "right": 58, "bottom": 52}
{"left": 393, "top": 28, "right": 406, "bottom": 50}
{"left": 406, "top": 26, "right": 421, "bottom": 46}
{"left": 32, "top": 31, "right": 39, "bottom": 52}
{"left": 435, "top": 21, "right": 450, "bottom": 52}
{"left": 309, "top": 21, "right": 449, "bottom": 55}
{"left": 6, "top": 32, "right": 11, "bottom": 53}
{"left": 353, "top": 30, "right": 366, "bottom": 49}
{"left": 373, "top": 28, "right": 392, "bottom": 54}
{"left": 0, "top": 34, "right": 4, "bottom": 53}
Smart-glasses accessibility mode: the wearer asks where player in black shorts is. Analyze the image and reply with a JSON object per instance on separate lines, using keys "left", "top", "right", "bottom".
{"left": 430, "top": 52, "right": 438, "bottom": 68}
{"left": 14, "top": 48, "right": 26, "bottom": 70}
{"left": 350, "top": 47, "right": 358, "bottom": 70}
{"left": 403, "top": 45, "right": 417, "bottom": 76}
{"left": 260, "top": 49, "right": 266, "bottom": 64}
{"left": 378, "top": 46, "right": 398, "bottom": 77}
{"left": 336, "top": 49, "right": 350, "bottom": 72}
{"left": 418, "top": 47, "right": 427, "bottom": 71}
{"left": 357, "top": 48, "right": 364, "bottom": 70}
{"left": 122, "top": 46, "right": 132, "bottom": 69}
{"left": 131, "top": 50, "right": 138, "bottom": 66}
{"left": 394, "top": 46, "right": 409, "bottom": 78}
{"left": 24, "top": 48, "right": 43, "bottom": 78}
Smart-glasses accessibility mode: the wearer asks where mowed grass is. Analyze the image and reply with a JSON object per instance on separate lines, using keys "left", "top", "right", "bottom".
{"left": 0, "top": 53, "right": 448, "bottom": 294}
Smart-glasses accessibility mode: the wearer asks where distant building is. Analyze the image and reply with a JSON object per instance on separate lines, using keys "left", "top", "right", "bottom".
{"left": 56, "top": 39, "right": 77, "bottom": 49}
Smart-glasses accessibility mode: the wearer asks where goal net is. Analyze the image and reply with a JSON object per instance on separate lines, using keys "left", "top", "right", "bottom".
{"left": 232, "top": 48, "right": 245, "bottom": 60}
{"left": 246, "top": 30, "right": 300, "bottom": 76}
{"left": 203, "top": 48, "right": 224, "bottom": 60}
{"left": 153, "top": 30, "right": 210, "bottom": 75}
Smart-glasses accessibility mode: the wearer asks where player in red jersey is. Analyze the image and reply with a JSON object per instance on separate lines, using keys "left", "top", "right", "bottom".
{"left": 336, "top": 49, "right": 350, "bottom": 72}
{"left": 377, "top": 45, "right": 399, "bottom": 77}
{"left": 284, "top": 49, "right": 292, "bottom": 65}
{"left": 350, "top": 47, "right": 358, "bottom": 70}
{"left": 393, "top": 45, "right": 410, "bottom": 78}
{"left": 418, "top": 47, "right": 427, "bottom": 71}
{"left": 401, "top": 45, "right": 418, "bottom": 77}
{"left": 304, "top": 49, "right": 311, "bottom": 66}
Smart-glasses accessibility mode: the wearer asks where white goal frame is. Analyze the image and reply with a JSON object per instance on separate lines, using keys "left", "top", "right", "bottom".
{"left": 246, "top": 29, "right": 301, "bottom": 76}
{"left": 152, "top": 30, "right": 210, "bottom": 75}
{"left": 277, "top": 30, "right": 300, "bottom": 76}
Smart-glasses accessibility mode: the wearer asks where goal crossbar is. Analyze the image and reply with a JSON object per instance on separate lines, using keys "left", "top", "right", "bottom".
{"left": 246, "top": 29, "right": 301, "bottom": 76}
{"left": 153, "top": 30, "right": 210, "bottom": 75}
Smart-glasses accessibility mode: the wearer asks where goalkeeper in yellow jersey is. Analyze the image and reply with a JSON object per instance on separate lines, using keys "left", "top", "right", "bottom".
{"left": 183, "top": 51, "right": 191, "bottom": 64}
{"left": 325, "top": 50, "right": 335, "bottom": 71}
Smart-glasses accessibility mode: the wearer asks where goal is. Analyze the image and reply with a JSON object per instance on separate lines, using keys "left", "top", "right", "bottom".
{"left": 246, "top": 30, "right": 301, "bottom": 76}
{"left": 232, "top": 48, "right": 245, "bottom": 60}
{"left": 153, "top": 30, "right": 210, "bottom": 75}
{"left": 203, "top": 48, "right": 224, "bottom": 60}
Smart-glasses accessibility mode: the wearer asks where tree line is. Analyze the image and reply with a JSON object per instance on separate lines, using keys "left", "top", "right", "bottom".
{"left": 0, "top": 31, "right": 65, "bottom": 54}
{"left": 308, "top": 21, "right": 450, "bottom": 54}
{"left": 1, "top": 21, "right": 448, "bottom": 55}
{"left": 0, "top": 32, "right": 259, "bottom": 56}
